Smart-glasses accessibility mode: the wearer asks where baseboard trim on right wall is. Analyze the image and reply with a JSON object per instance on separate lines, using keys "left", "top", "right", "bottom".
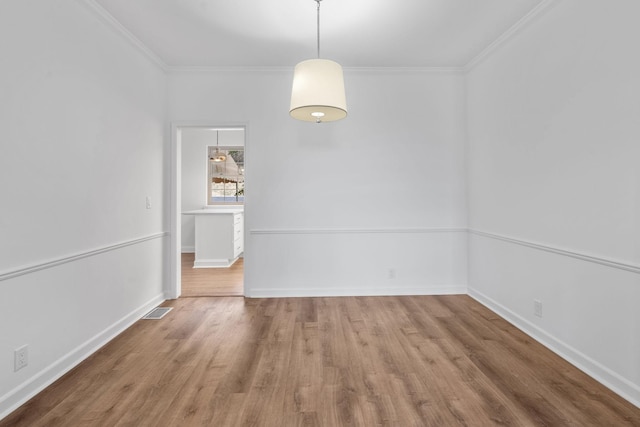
{"left": 468, "top": 287, "right": 640, "bottom": 408}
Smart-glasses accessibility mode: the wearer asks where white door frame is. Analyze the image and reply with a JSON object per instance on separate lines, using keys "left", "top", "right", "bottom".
{"left": 168, "top": 121, "right": 248, "bottom": 299}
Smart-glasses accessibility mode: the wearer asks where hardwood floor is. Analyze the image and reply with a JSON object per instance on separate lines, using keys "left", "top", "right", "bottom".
{"left": 181, "top": 253, "right": 243, "bottom": 297}
{"left": 2, "top": 296, "right": 638, "bottom": 426}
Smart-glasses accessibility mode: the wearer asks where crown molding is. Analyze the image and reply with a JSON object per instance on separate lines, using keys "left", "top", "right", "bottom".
{"left": 80, "top": 0, "right": 557, "bottom": 77}
{"left": 166, "top": 66, "right": 292, "bottom": 75}
{"left": 79, "top": 0, "right": 168, "bottom": 72}
{"left": 166, "top": 65, "right": 464, "bottom": 76}
{"left": 345, "top": 66, "right": 465, "bottom": 76}
{"left": 464, "top": 0, "right": 562, "bottom": 73}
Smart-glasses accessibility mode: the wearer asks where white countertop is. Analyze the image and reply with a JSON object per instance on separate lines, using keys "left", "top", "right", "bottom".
{"left": 182, "top": 207, "right": 244, "bottom": 215}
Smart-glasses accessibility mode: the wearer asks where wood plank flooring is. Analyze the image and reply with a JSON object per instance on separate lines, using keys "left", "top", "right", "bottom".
{"left": 2, "top": 296, "right": 638, "bottom": 426}
{"left": 181, "top": 253, "right": 243, "bottom": 297}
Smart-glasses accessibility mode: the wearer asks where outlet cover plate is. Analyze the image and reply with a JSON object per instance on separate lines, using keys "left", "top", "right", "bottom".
{"left": 14, "top": 345, "right": 28, "bottom": 372}
{"left": 534, "top": 300, "right": 543, "bottom": 318}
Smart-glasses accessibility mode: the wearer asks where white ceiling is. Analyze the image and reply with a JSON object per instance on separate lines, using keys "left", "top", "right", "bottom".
{"left": 92, "top": 0, "right": 545, "bottom": 68}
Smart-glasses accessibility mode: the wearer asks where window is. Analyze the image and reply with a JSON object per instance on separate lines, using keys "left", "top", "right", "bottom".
{"left": 208, "top": 146, "right": 244, "bottom": 204}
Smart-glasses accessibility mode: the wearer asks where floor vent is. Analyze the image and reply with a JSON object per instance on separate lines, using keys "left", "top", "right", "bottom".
{"left": 142, "top": 307, "right": 173, "bottom": 320}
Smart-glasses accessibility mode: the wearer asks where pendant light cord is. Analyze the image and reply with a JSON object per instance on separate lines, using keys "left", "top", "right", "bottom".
{"left": 316, "top": 0, "right": 321, "bottom": 58}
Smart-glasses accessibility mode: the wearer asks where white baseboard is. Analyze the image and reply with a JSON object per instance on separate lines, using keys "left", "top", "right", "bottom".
{"left": 246, "top": 284, "right": 467, "bottom": 298}
{"left": 181, "top": 246, "right": 195, "bottom": 253}
{"left": 0, "top": 293, "right": 166, "bottom": 420}
{"left": 468, "top": 287, "right": 640, "bottom": 408}
{"left": 193, "top": 257, "right": 239, "bottom": 268}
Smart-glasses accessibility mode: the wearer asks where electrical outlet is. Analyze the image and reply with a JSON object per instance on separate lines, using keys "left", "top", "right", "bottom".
{"left": 145, "top": 196, "right": 151, "bottom": 209}
{"left": 534, "top": 300, "right": 543, "bottom": 318}
{"left": 388, "top": 268, "right": 396, "bottom": 279}
{"left": 14, "top": 345, "right": 28, "bottom": 372}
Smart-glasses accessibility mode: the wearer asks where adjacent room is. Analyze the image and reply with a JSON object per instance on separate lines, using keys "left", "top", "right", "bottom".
{"left": 180, "top": 127, "right": 245, "bottom": 297}
{"left": 0, "top": 0, "right": 638, "bottom": 425}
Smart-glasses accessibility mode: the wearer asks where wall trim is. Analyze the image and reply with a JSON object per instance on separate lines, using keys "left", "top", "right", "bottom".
{"left": 469, "top": 229, "right": 640, "bottom": 275}
{"left": 464, "top": 0, "right": 561, "bottom": 72}
{"left": 0, "top": 232, "right": 169, "bottom": 282}
{"left": 80, "top": 0, "right": 168, "bottom": 71}
{"left": 166, "top": 66, "right": 292, "bottom": 75}
{"left": 166, "top": 65, "right": 465, "bottom": 76}
{"left": 193, "top": 257, "right": 240, "bottom": 269}
{"left": 346, "top": 67, "right": 464, "bottom": 75}
{"left": 0, "top": 293, "right": 166, "bottom": 420}
{"left": 250, "top": 227, "right": 467, "bottom": 235}
{"left": 468, "top": 288, "right": 640, "bottom": 408}
{"left": 247, "top": 285, "right": 467, "bottom": 299}
{"left": 79, "top": 0, "right": 556, "bottom": 77}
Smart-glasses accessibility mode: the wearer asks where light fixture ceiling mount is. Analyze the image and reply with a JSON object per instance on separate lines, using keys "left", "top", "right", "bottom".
{"left": 290, "top": 0, "right": 347, "bottom": 123}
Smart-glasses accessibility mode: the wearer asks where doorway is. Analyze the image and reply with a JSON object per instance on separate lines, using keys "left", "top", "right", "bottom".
{"left": 169, "top": 123, "right": 247, "bottom": 299}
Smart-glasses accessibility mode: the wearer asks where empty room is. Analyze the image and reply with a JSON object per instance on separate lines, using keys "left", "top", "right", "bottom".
{"left": 0, "top": 0, "right": 638, "bottom": 425}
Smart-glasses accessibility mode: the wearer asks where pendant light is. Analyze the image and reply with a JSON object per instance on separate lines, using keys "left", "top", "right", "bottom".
{"left": 290, "top": 0, "right": 347, "bottom": 123}
{"left": 211, "top": 131, "right": 226, "bottom": 163}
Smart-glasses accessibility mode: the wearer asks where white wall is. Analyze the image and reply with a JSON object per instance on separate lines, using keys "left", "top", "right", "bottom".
{"left": 466, "top": 0, "right": 640, "bottom": 406}
{"left": 0, "top": 0, "right": 168, "bottom": 417}
{"left": 169, "top": 68, "right": 468, "bottom": 297}
{"left": 181, "top": 128, "right": 244, "bottom": 252}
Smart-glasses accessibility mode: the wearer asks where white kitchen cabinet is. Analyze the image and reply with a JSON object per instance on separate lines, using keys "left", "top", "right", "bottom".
{"left": 182, "top": 209, "right": 243, "bottom": 268}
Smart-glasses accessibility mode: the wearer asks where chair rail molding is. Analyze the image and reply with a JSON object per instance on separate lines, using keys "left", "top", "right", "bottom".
{"left": 469, "top": 229, "right": 640, "bottom": 275}
{"left": 0, "top": 232, "right": 169, "bottom": 282}
{"left": 249, "top": 227, "right": 468, "bottom": 235}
